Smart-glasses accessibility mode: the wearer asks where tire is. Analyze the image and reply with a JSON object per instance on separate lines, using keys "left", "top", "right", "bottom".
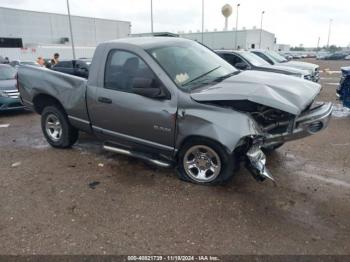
{"left": 262, "top": 142, "right": 284, "bottom": 153}
{"left": 41, "top": 106, "right": 79, "bottom": 148}
{"left": 177, "top": 138, "right": 236, "bottom": 185}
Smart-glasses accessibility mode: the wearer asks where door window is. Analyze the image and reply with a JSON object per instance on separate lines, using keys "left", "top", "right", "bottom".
{"left": 223, "top": 54, "right": 243, "bottom": 66}
{"left": 104, "top": 50, "right": 154, "bottom": 93}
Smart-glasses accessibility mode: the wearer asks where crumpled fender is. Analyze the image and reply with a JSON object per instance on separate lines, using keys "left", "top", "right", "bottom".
{"left": 175, "top": 104, "right": 261, "bottom": 154}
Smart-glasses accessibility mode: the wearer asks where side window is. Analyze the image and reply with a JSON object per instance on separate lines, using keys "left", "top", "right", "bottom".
{"left": 223, "top": 54, "right": 243, "bottom": 66}
{"left": 253, "top": 52, "right": 271, "bottom": 64}
{"left": 104, "top": 50, "right": 154, "bottom": 93}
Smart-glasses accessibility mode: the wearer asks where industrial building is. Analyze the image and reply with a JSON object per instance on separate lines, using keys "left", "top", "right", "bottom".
{"left": 180, "top": 29, "right": 276, "bottom": 50}
{"left": 0, "top": 7, "right": 131, "bottom": 60}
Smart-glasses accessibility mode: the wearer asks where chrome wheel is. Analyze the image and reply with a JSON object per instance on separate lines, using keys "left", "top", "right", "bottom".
{"left": 183, "top": 145, "right": 221, "bottom": 183}
{"left": 45, "top": 114, "right": 62, "bottom": 142}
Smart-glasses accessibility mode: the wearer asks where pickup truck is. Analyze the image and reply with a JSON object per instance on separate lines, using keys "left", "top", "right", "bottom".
{"left": 18, "top": 37, "right": 333, "bottom": 185}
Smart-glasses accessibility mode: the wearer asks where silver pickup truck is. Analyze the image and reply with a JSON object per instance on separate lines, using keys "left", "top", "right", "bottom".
{"left": 18, "top": 37, "right": 332, "bottom": 185}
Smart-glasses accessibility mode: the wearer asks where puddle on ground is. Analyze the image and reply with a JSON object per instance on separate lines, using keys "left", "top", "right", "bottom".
{"left": 332, "top": 103, "right": 350, "bottom": 118}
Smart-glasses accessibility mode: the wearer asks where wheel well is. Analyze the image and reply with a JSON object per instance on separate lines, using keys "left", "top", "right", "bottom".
{"left": 32, "top": 94, "right": 64, "bottom": 114}
{"left": 176, "top": 135, "right": 229, "bottom": 157}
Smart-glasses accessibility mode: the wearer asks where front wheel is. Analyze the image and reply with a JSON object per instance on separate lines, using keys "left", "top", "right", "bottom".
{"left": 177, "top": 138, "right": 236, "bottom": 185}
{"left": 41, "top": 106, "right": 79, "bottom": 148}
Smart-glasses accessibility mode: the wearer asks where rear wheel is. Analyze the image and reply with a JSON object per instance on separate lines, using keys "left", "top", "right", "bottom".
{"left": 177, "top": 138, "right": 235, "bottom": 185}
{"left": 41, "top": 106, "right": 79, "bottom": 148}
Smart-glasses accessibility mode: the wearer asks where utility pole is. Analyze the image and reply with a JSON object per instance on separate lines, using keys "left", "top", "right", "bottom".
{"left": 259, "top": 11, "right": 265, "bottom": 49}
{"left": 66, "top": 0, "right": 76, "bottom": 59}
{"left": 317, "top": 36, "right": 320, "bottom": 51}
{"left": 201, "top": 0, "right": 204, "bottom": 43}
{"left": 151, "top": 0, "right": 154, "bottom": 33}
{"left": 235, "top": 3, "right": 240, "bottom": 49}
{"left": 327, "top": 19, "right": 332, "bottom": 48}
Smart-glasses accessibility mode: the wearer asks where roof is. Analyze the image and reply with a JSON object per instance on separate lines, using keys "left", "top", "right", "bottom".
{"left": 105, "top": 36, "right": 193, "bottom": 49}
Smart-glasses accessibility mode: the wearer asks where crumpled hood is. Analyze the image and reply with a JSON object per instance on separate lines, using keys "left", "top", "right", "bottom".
{"left": 190, "top": 70, "right": 321, "bottom": 115}
{"left": 277, "top": 61, "right": 318, "bottom": 73}
{"left": 0, "top": 79, "right": 17, "bottom": 91}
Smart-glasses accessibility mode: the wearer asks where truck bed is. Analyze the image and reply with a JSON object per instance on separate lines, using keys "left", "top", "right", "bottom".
{"left": 18, "top": 65, "right": 91, "bottom": 131}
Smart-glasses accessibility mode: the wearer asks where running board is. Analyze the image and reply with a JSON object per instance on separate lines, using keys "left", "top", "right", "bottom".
{"left": 103, "top": 143, "right": 173, "bottom": 168}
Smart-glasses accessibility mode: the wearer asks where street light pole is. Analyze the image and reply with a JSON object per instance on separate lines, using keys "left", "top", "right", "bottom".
{"left": 151, "top": 0, "right": 154, "bottom": 33}
{"left": 327, "top": 19, "right": 333, "bottom": 48}
{"left": 201, "top": 0, "right": 204, "bottom": 43}
{"left": 235, "top": 3, "right": 240, "bottom": 49}
{"left": 259, "top": 11, "right": 265, "bottom": 49}
{"left": 66, "top": 0, "right": 76, "bottom": 60}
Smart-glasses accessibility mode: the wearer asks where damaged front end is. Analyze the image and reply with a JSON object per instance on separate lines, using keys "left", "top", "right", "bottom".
{"left": 237, "top": 101, "right": 333, "bottom": 183}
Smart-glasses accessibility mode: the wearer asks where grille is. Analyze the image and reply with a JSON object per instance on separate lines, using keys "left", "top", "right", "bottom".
{"left": 3, "top": 90, "right": 19, "bottom": 98}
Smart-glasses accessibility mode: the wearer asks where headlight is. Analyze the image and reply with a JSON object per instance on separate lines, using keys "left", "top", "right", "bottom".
{"left": 304, "top": 74, "right": 312, "bottom": 80}
{"left": 0, "top": 91, "right": 10, "bottom": 98}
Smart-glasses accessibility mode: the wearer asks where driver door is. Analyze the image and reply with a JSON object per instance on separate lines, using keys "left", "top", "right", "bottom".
{"left": 88, "top": 50, "right": 177, "bottom": 155}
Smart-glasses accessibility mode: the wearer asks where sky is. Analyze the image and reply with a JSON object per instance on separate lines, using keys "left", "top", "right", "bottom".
{"left": 1, "top": 0, "right": 350, "bottom": 47}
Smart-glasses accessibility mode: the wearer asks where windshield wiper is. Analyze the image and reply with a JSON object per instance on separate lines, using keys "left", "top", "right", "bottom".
{"left": 182, "top": 66, "right": 221, "bottom": 87}
{"left": 213, "top": 71, "right": 239, "bottom": 82}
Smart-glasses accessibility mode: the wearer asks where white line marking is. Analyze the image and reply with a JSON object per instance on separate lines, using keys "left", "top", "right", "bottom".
{"left": 0, "top": 124, "right": 10, "bottom": 128}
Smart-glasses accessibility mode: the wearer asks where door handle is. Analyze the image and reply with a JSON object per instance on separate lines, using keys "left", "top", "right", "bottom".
{"left": 98, "top": 97, "right": 112, "bottom": 104}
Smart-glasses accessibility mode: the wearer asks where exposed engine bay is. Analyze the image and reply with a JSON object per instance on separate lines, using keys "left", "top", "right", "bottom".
{"left": 209, "top": 100, "right": 295, "bottom": 134}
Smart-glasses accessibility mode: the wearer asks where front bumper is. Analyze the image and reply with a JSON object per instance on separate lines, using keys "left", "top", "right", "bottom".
{"left": 245, "top": 102, "right": 332, "bottom": 182}
{"left": 263, "top": 102, "right": 333, "bottom": 147}
{"left": 0, "top": 97, "right": 25, "bottom": 111}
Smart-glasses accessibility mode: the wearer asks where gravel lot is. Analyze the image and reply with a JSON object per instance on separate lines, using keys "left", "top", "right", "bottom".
{"left": 0, "top": 59, "right": 349, "bottom": 255}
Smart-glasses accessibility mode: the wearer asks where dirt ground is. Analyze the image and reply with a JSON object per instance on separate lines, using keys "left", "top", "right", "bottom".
{"left": 0, "top": 59, "right": 349, "bottom": 255}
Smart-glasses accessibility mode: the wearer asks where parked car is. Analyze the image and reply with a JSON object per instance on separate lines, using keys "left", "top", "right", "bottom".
{"left": 251, "top": 50, "right": 320, "bottom": 82}
{"left": 9, "top": 60, "right": 40, "bottom": 68}
{"left": 345, "top": 55, "right": 350, "bottom": 60}
{"left": 18, "top": 37, "right": 332, "bottom": 185}
{"left": 51, "top": 59, "right": 91, "bottom": 78}
{"left": 216, "top": 50, "right": 312, "bottom": 81}
{"left": 337, "top": 66, "right": 350, "bottom": 108}
{"left": 316, "top": 52, "right": 331, "bottom": 60}
{"left": 322, "top": 52, "right": 348, "bottom": 60}
{"left": 0, "top": 64, "right": 24, "bottom": 111}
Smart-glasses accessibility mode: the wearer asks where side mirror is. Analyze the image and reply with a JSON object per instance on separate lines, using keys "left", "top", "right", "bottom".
{"left": 235, "top": 62, "right": 249, "bottom": 70}
{"left": 132, "top": 77, "right": 164, "bottom": 98}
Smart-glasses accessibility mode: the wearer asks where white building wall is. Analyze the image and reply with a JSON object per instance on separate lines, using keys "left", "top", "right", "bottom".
{"left": 0, "top": 7, "right": 131, "bottom": 47}
{"left": 180, "top": 29, "right": 275, "bottom": 50}
{"left": 0, "top": 46, "right": 96, "bottom": 61}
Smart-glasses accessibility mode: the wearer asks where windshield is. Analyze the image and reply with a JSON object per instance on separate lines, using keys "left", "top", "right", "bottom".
{"left": 241, "top": 52, "right": 271, "bottom": 67}
{"left": 147, "top": 41, "right": 237, "bottom": 90}
{"left": 265, "top": 51, "right": 288, "bottom": 63}
{"left": 0, "top": 66, "right": 16, "bottom": 80}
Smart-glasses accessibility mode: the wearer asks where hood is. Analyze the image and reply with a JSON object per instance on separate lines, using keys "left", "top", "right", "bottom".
{"left": 0, "top": 79, "right": 17, "bottom": 91}
{"left": 266, "top": 65, "right": 309, "bottom": 76}
{"left": 341, "top": 66, "right": 350, "bottom": 76}
{"left": 190, "top": 70, "right": 321, "bottom": 115}
{"left": 277, "top": 61, "right": 318, "bottom": 73}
